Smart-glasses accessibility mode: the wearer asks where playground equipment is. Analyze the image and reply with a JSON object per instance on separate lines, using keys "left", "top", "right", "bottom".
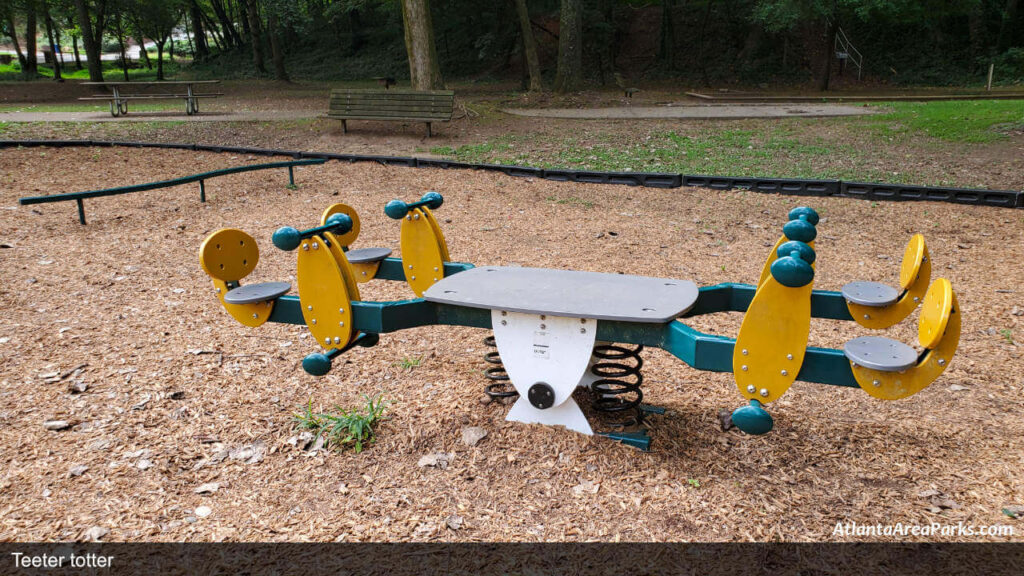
{"left": 199, "top": 195, "right": 961, "bottom": 449}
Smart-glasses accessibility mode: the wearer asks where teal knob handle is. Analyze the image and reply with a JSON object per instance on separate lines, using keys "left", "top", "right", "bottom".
{"left": 782, "top": 218, "right": 817, "bottom": 243}
{"left": 788, "top": 206, "right": 819, "bottom": 225}
{"left": 301, "top": 332, "right": 380, "bottom": 376}
{"left": 770, "top": 250, "right": 815, "bottom": 287}
{"left": 272, "top": 213, "right": 353, "bottom": 251}
{"left": 385, "top": 192, "right": 444, "bottom": 220}
{"left": 731, "top": 399, "right": 774, "bottom": 435}
{"left": 777, "top": 240, "right": 816, "bottom": 265}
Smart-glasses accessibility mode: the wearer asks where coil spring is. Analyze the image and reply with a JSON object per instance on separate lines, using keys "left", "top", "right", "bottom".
{"left": 483, "top": 334, "right": 518, "bottom": 399}
{"left": 590, "top": 343, "right": 645, "bottom": 424}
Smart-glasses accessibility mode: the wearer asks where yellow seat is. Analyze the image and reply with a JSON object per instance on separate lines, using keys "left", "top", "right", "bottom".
{"left": 320, "top": 203, "right": 392, "bottom": 284}
{"left": 844, "top": 234, "right": 931, "bottom": 329}
{"left": 847, "top": 278, "right": 960, "bottom": 400}
{"left": 199, "top": 228, "right": 287, "bottom": 327}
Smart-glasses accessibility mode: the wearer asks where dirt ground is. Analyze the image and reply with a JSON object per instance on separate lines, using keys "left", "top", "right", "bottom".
{"left": 0, "top": 146, "right": 1022, "bottom": 543}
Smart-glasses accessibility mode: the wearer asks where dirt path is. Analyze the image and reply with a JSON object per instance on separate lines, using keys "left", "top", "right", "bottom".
{"left": 503, "top": 104, "right": 875, "bottom": 119}
{"left": 0, "top": 110, "right": 318, "bottom": 123}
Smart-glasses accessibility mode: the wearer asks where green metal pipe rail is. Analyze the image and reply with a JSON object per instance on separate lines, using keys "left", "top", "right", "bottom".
{"left": 18, "top": 158, "right": 326, "bottom": 224}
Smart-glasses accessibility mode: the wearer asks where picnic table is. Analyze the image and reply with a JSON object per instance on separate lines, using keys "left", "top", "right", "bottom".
{"left": 79, "top": 80, "right": 223, "bottom": 117}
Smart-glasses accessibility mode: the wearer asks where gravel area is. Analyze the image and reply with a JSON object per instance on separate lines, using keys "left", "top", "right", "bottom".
{"left": 0, "top": 146, "right": 1021, "bottom": 542}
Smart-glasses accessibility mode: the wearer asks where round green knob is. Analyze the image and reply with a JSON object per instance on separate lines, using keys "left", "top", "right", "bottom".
{"left": 782, "top": 218, "right": 817, "bottom": 243}
{"left": 421, "top": 191, "right": 443, "bottom": 210}
{"left": 272, "top": 226, "right": 302, "bottom": 251}
{"left": 771, "top": 252, "right": 815, "bottom": 287}
{"left": 788, "top": 206, "right": 819, "bottom": 225}
{"left": 302, "top": 352, "right": 332, "bottom": 376}
{"left": 777, "top": 240, "right": 816, "bottom": 264}
{"left": 384, "top": 200, "right": 408, "bottom": 220}
{"left": 731, "top": 400, "right": 774, "bottom": 435}
{"left": 325, "top": 212, "right": 353, "bottom": 234}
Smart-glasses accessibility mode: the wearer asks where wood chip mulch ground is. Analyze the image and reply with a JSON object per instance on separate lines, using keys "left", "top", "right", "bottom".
{"left": 0, "top": 147, "right": 1021, "bottom": 542}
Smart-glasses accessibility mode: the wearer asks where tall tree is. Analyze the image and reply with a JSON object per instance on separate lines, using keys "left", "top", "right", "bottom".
{"left": 188, "top": 0, "right": 208, "bottom": 60}
{"left": 1, "top": 5, "right": 27, "bottom": 68}
{"left": 134, "top": 0, "right": 180, "bottom": 80}
{"left": 512, "top": 0, "right": 542, "bottom": 91}
{"left": 73, "top": 0, "right": 104, "bottom": 81}
{"left": 266, "top": 0, "right": 288, "bottom": 81}
{"left": 554, "top": 0, "right": 582, "bottom": 93}
{"left": 244, "top": 0, "right": 265, "bottom": 73}
{"left": 401, "top": 0, "right": 444, "bottom": 89}
{"left": 996, "top": 0, "right": 1021, "bottom": 52}
{"left": 22, "top": 0, "right": 38, "bottom": 78}
{"left": 43, "top": 0, "right": 62, "bottom": 80}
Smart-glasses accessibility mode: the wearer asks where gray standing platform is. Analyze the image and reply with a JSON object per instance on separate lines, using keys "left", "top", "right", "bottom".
{"left": 844, "top": 336, "right": 918, "bottom": 372}
{"left": 423, "top": 266, "right": 698, "bottom": 323}
{"left": 842, "top": 281, "right": 900, "bottom": 307}
{"left": 346, "top": 247, "right": 392, "bottom": 264}
{"left": 225, "top": 282, "right": 291, "bottom": 304}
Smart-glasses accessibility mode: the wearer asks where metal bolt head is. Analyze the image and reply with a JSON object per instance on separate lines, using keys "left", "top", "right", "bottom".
{"left": 780, "top": 369, "right": 788, "bottom": 376}
{"left": 746, "top": 385, "right": 756, "bottom": 394}
{"left": 913, "top": 296, "right": 920, "bottom": 302}
{"left": 334, "top": 337, "right": 341, "bottom": 344}
{"left": 411, "top": 276, "right": 416, "bottom": 280}
{"left": 501, "top": 311, "right": 507, "bottom": 316}
{"left": 580, "top": 319, "right": 586, "bottom": 324}
{"left": 302, "top": 243, "right": 309, "bottom": 251}
{"left": 413, "top": 213, "right": 420, "bottom": 220}
{"left": 312, "top": 319, "right": 317, "bottom": 325}
{"left": 864, "top": 314, "right": 870, "bottom": 319}
{"left": 938, "top": 358, "right": 946, "bottom": 366}
{"left": 759, "top": 388, "right": 769, "bottom": 398}
{"left": 786, "top": 354, "right": 793, "bottom": 360}
{"left": 501, "top": 320, "right": 507, "bottom": 326}
{"left": 312, "top": 242, "right": 319, "bottom": 250}
{"left": 872, "top": 379, "right": 881, "bottom": 387}
{"left": 339, "top": 308, "right": 345, "bottom": 314}
{"left": 540, "top": 315, "right": 546, "bottom": 320}
{"left": 252, "top": 313, "right": 258, "bottom": 319}
{"left": 540, "top": 324, "right": 546, "bottom": 330}
{"left": 215, "top": 287, "right": 221, "bottom": 293}
{"left": 339, "top": 321, "right": 344, "bottom": 327}
{"left": 307, "top": 305, "right": 313, "bottom": 311}
{"left": 741, "top": 365, "right": 748, "bottom": 371}
{"left": 408, "top": 264, "right": 413, "bottom": 269}
{"left": 580, "top": 328, "right": 586, "bottom": 334}
{"left": 742, "top": 349, "right": 748, "bottom": 356}
{"left": 434, "top": 267, "right": 439, "bottom": 271}
{"left": 324, "top": 337, "right": 330, "bottom": 345}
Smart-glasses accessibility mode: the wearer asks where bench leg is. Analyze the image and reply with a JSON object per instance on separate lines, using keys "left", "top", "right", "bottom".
{"left": 425, "top": 122, "right": 432, "bottom": 138}
{"left": 341, "top": 119, "right": 347, "bottom": 134}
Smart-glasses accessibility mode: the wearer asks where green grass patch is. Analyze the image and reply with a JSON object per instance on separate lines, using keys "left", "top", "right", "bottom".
{"left": 866, "top": 100, "right": 1024, "bottom": 143}
{"left": 395, "top": 356, "right": 422, "bottom": 370}
{"left": 0, "top": 59, "right": 184, "bottom": 82}
{"left": 293, "top": 394, "right": 388, "bottom": 453}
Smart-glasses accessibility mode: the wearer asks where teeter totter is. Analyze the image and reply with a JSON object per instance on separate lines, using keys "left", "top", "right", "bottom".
{"left": 199, "top": 195, "right": 961, "bottom": 450}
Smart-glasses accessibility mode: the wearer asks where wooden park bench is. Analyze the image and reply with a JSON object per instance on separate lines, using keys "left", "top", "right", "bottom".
{"left": 327, "top": 88, "right": 455, "bottom": 137}
{"left": 79, "top": 80, "right": 223, "bottom": 117}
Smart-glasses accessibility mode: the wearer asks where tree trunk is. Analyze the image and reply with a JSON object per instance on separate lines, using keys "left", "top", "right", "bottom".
{"left": 245, "top": 0, "right": 265, "bottom": 73}
{"left": 136, "top": 33, "right": 152, "bottom": 69}
{"left": 113, "top": 16, "right": 129, "bottom": 81}
{"left": 209, "top": 0, "right": 240, "bottom": 48}
{"left": 72, "top": 34, "right": 82, "bottom": 69}
{"left": 401, "top": 0, "right": 444, "bottom": 90}
{"left": 554, "top": 0, "right": 582, "bottom": 93}
{"left": 23, "top": 1, "right": 37, "bottom": 78}
{"left": 513, "top": 0, "right": 542, "bottom": 91}
{"left": 659, "top": 0, "right": 675, "bottom": 70}
{"left": 74, "top": 0, "right": 103, "bottom": 81}
{"left": 268, "top": 9, "right": 288, "bottom": 82}
{"left": 190, "top": 0, "right": 209, "bottom": 60}
{"left": 997, "top": 0, "right": 1020, "bottom": 53}
{"left": 44, "top": 2, "right": 61, "bottom": 80}
{"left": 156, "top": 41, "right": 164, "bottom": 80}
{"left": 349, "top": 8, "right": 365, "bottom": 53}
{"left": 818, "top": 18, "right": 838, "bottom": 92}
{"left": 5, "top": 10, "right": 26, "bottom": 68}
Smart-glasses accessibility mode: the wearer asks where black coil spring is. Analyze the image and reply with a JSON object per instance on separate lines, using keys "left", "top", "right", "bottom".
{"left": 483, "top": 334, "right": 518, "bottom": 399}
{"left": 590, "top": 344, "right": 644, "bottom": 423}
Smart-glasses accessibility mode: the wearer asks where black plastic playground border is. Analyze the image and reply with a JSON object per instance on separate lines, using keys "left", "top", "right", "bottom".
{"left": 3, "top": 139, "right": 1021, "bottom": 209}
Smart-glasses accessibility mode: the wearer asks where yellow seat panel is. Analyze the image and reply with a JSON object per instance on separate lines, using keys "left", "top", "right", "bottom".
{"left": 296, "top": 234, "right": 354, "bottom": 349}
{"left": 351, "top": 261, "right": 383, "bottom": 283}
{"left": 200, "top": 229, "right": 259, "bottom": 282}
{"left": 400, "top": 208, "right": 446, "bottom": 297}
{"left": 848, "top": 241, "right": 931, "bottom": 330}
{"left": 733, "top": 277, "right": 813, "bottom": 403}
{"left": 320, "top": 203, "right": 361, "bottom": 247}
{"left": 421, "top": 207, "right": 451, "bottom": 261}
{"left": 210, "top": 278, "right": 274, "bottom": 327}
{"left": 918, "top": 278, "right": 953, "bottom": 349}
{"left": 852, "top": 284, "right": 960, "bottom": 400}
{"left": 757, "top": 236, "right": 786, "bottom": 288}
{"left": 899, "top": 234, "right": 926, "bottom": 291}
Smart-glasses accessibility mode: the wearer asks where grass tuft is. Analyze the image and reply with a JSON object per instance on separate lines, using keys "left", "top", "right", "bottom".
{"left": 293, "top": 394, "right": 388, "bottom": 453}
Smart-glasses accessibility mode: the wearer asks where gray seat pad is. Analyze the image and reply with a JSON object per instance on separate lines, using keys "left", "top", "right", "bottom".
{"left": 224, "top": 281, "right": 291, "bottom": 304}
{"left": 844, "top": 336, "right": 918, "bottom": 372}
{"left": 842, "top": 281, "right": 899, "bottom": 307}
{"left": 346, "top": 247, "right": 392, "bottom": 264}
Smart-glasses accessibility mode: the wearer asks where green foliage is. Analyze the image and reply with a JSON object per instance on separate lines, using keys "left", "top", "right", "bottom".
{"left": 1000, "top": 329, "right": 1015, "bottom": 345}
{"left": 293, "top": 394, "right": 388, "bottom": 453}
{"left": 0, "top": 58, "right": 181, "bottom": 81}
{"left": 395, "top": 356, "right": 422, "bottom": 370}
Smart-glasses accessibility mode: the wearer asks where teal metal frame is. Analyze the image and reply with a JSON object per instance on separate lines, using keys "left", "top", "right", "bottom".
{"left": 263, "top": 257, "right": 859, "bottom": 390}
{"left": 18, "top": 158, "right": 325, "bottom": 224}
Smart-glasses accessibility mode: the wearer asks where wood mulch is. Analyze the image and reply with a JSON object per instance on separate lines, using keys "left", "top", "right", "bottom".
{"left": 0, "top": 146, "right": 1021, "bottom": 542}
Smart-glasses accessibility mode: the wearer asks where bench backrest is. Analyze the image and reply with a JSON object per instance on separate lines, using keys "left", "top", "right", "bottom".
{"left": 328, "top": 89, "right": 455, "bottom": 121}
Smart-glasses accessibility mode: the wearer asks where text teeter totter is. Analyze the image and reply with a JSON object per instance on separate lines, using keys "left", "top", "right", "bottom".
{"left": 199, "top": 194, "right": 961, "bottom": 450}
